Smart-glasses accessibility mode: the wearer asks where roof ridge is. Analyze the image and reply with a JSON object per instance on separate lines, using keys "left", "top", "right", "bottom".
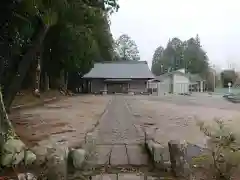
{"left": 96, "top": 61, "right": 147, "bottom": 64}
{"left": 83, "top": 60, "right": 154, "bottom": 79}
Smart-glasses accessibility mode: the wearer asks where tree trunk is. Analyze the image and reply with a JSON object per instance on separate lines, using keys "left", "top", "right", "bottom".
{"left": 33, "top": 53, "right": 41, "bottom": 97}
{"left": 0, "top": 88, "right": 36, "bottom": 167}
{"left": 65, "top": 71, "right": 68, "bottom": 90}
{"left": 44, "top": 72, "right": 50, "bottom": 91}
{"left": 0, "top": 58, "right": 4, "bottom": 86}
{"left": 60, "top": 69, "right": 65, "bottom": 90}
{"left": 3, "top": 25, "right": 49, "bottom": 112}
{"left": 0, "top": 87, "right": 14, "bottom": 148}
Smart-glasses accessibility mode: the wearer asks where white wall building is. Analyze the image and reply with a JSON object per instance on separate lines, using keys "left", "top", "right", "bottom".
{"left": 153, "top": 69, "right": 190, "bottom": 94}
{"left": 150, "top": 69, "right": 206, "bottom": 95}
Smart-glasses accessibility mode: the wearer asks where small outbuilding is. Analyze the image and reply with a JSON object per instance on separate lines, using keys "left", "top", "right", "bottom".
{"left": 154, "top": 69, "right": 190, "bottom": 94}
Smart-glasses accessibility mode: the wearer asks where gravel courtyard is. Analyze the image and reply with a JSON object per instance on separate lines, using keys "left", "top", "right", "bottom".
{"left": 126, "top": 93, "right": 240, "bottom": 147}
{"left": 10, "top": 95, "right": 111, "bottom": 149}
{"left": 9, "top": 94, "right": 240, "bottom": 168}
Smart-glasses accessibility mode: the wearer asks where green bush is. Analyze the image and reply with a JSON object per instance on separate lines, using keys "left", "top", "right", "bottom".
{"left": 191, "top": 119, "right": 240, "bottom": 180}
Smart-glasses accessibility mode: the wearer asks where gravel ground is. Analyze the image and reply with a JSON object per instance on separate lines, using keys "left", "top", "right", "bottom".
{"left": 125, "top": 94, "right": 240, "bottom": 147}
{"left": 10, "top": 95, "right": 111, "bottom": 149}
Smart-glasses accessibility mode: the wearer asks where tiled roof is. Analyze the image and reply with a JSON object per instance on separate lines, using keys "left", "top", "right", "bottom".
{"left": 83, "top": 61, "right": 155, "bottom": 79}
{"left": 154, "top": 69, "right": 203, "bottom": 83}
{"left": 154, "top": 70, "right": 187, "bottom": 81}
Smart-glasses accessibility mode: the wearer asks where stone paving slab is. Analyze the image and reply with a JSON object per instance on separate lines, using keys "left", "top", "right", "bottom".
{"left": 118, "top": 173, "right": 145, "bottom": 180}
{"left": 96, "top": 145, "right": 112, "bottom": 165}
{"left": 92, "top": 174, "right": 160, "bottom": 180}
{"left": 95, "top": 96, "right": 144, "bottom": 145}
{"left": 92, "top": 174, "right": 157, "bottom": 180}
{"left": 127, "top": 145, "right": 148, "bottom": 165}
{"left": 110, "top": 145, "right": 128, "bottom": 166}
{"left": 92, "top": 174, "right": 117, "bottom": 180}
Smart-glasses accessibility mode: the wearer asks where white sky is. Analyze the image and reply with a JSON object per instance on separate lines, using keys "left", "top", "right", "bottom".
{"left": 110, "top": 0, "right": 240, "bottom": 70}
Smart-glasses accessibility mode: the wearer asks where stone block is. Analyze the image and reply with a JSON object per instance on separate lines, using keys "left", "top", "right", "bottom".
{"left": 168, "top": 140, "right": 190, "bottom": 178}
{"left": 85, "top": 132, "right": 97, "bottom": 145}
{"left": 2, "top": 150, "right": 25, "bottom": 167}
{"left": 45, "top": 146, "right": 68, "bottom": 180}
{"left": 110, "top": 145, "right": 128, "bottom": 166}
{"left": 83, "top": 132, "right": 97, "bottom": 157}
{"left": 70, "top": 148, "right": 86, "bottom": 169}
{"left": 24, "top": 150, "right": 37, "bottom": 166}
{"left": 1, "top": 139, "right": 26, "bottom": 167}
{"left": 146, "top": 140, "right": 170, "bottom": 170}
{"left": 96, "top": 145, "right": 111, "bottom": 165}
{"left": 152, "top": 143, "right": 164, "bottom": 163}
{"left": 1, "top": 153, "right": 14, "bottom": 167}
{"left": 3, "top": 139, "right": 25, "bottom": 153}
{"left": 147, "top": 140, "right": 165, "bottom": 161}
{"left": 127, "top": 145, "right": 148, "bottom": 165}
{"left": 146, "top": 140, "right": 154, "bottom": 153}
{"left": 118, "top": 173, "right": 145, "bottom": 180}
{"left": 17, "top": 173, "right": 37, "bottom": 180}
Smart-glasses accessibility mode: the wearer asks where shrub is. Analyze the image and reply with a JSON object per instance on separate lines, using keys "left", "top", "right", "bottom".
{"left": 191, "top": 119, "right": 240, "bottom": 180}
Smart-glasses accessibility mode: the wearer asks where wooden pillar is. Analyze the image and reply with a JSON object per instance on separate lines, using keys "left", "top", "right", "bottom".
{"left": 200, "top": 81, "right": 203, "bottom": 92}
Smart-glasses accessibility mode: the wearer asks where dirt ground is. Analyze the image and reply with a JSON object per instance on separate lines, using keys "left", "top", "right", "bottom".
{"left": 12, "top": 90, "right": 61, "bottom": 107}
{"left": 125, "top": 94, "right": 240, "bottom": 147}
{"left": 10, "top": 95, "right": 111, "bottom": 150}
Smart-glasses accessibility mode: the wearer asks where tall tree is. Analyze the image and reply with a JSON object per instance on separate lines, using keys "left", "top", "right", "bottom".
{"left": 184, "top": 37, "right": 209, "bottom": 76}
{"left": 151, "top": 46, "right": 164, "bottom": 75}
{"left": 2, "top": 0, "right": 60, "bottom": 110}
{"left": 115, "top": 34, "right": 140, "bottom": 61}
{"left": 221, "top": 70, "right": 237, "bottom": 87}
{"left": 167, "top": 37, "right": 184, "bottom": 71}
{"left": 151, "top": 35, "right": 209, "bottom": 77}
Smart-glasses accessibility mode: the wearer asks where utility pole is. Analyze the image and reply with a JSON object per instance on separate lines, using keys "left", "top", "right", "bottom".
{"left": 160, "top": 64, "right": 163, "bottom": 74}
{"left": 212, "top": 65, "right": 216, "bottom": 92}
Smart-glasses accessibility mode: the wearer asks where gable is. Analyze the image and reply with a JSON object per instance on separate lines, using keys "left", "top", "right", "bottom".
{"left": 173, "top": 73, "right": 190, "bottom": 83}
{"left": 188, "top": 74, "right": 203, "bottom": 82}
{"left": 83, "top": 61, "right": 155, "bottom": 79}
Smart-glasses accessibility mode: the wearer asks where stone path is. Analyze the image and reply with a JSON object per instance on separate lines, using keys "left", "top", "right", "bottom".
{"left": 93, "top": 96, "right": 149, "bottom": 167}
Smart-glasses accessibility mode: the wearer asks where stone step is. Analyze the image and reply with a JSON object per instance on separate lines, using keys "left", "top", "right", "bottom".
{"left": 95, "top": 145, "right": 149, "bottom": 166}
{"left": 110, "top": 145, "right": 128, "bottom": 166}
{"left": 92, "top": 174, "right": 158, "bottom": 180}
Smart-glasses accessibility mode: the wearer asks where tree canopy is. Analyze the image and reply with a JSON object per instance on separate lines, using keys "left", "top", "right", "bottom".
{"left": 221, "top": 69, "right": 237, "bottom": 87}
{"left": 114, "top": 34, "right": 140, "bottom": 61}
{"left": 0, "top": 0, "right": 119, "bottom": 109}
{"left": 151, "top": 35, "right": 209, "bottom": 77}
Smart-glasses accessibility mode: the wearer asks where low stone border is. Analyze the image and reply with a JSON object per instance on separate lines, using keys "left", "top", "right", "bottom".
{"left": 143, "top": 127, "right": 206, "bottom": 178}
{"left": 29, "top": 132, "right": 97, "bottom": 180}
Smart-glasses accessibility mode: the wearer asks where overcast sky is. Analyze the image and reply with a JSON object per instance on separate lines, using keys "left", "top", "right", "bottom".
{"left": 110, "top": 0, "right": 240, "bottom": 70}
